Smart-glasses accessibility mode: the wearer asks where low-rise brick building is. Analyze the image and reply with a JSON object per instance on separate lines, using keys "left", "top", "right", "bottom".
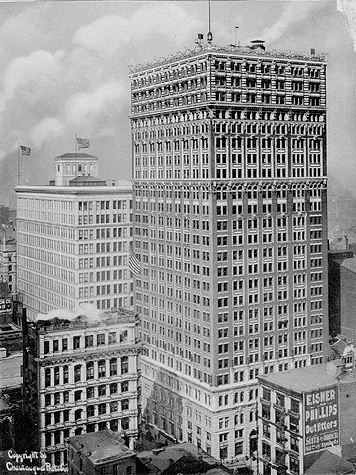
{"left": 68, "top": 429, "right": 137, "bottom": 475}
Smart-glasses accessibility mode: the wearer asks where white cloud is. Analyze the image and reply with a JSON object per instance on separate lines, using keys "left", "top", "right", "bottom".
{"left": 0, "top": 4, "right": 50, "bottom": 62}
{"left": 30, "top": 118, "right": 64, "bottom": 147}
{"left": 99, "top": 127, "right": 117, "bottom": 138}
{"left": 2, "top": 49, "right": 64, "bottom": 104}
{"left": 260, "top": 2, "right": 321, "bottom": 45}
{"left": 130, "top": 3, "right": 203, "bottom": 45}
{"left": 73, "top": 3, "right": 203, "bottom": 56}
{"left": 73, "top": 15, "right": 130, "bottom": 57}
{"left": 64, "top": 80, "right": 124, "bottom": 126}
{"left": 338, "top": 0, "right": 356, "bottom": 52}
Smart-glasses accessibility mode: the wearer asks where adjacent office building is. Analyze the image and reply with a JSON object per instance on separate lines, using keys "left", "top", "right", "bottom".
{"left": 23, "top": 307, "right": 140, "bottom": 468}
{"left": 16, "top": 153, "right": 133, "bottom": 320}
{"left": 129, "top": 36, "right": 328, "bottom": 460}
{"left": 257, "top": 354, "right": 356, "bottom": 475}
{"left": 0, "top": 236, "right": 17, "bottom": 296}
{"left": 328, "top": 250, "right": 356, "bottom": 341}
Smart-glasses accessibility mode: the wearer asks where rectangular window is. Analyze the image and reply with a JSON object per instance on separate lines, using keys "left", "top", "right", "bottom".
{"left": 97, "top": 334, "right": 105, "bottom": 346}
{"left": 85, "top": 335, "right": 93, "bottom": 348}
{"left": 74, "top": 365, "right": 81, "bottom": 383}
{"left": 121, "top": 356, "right": 129, "bottom": 374}
{"left": 73, "top": 336, "right": 81, "bottom": 349}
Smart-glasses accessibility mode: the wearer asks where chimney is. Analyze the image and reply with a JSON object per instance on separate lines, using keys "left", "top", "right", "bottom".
{"left": 310, "top": 48, "right": 316, "bottom": 56}
{"left": 250, "top": 40, "right": 265, "bottom": 51}
{"left": 326, "top": 359, "right": 344, "bottom": 377}
{"left": 345, "top": 235, "right": 349, "bottom": 250}
{"left": 195, "top": 33, "right": 204, "bottom": 47}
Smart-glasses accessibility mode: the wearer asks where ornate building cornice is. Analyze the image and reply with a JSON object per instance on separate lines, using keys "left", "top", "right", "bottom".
{"left": 129, "top": 44, "right": 327, "bottom": 74}
{"left": 132, "top": 178, "right": 327, "bottom": 194}
{"left": 37, "top": 346, "right": 141, "bottom": 366}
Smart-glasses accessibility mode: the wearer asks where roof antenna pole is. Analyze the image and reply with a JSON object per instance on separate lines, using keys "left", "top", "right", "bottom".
{"left": 207, "top": 0, "right": 213, "bottom": 44}
{"left": 235, "top": 26, "right": 240, "bottom": 47}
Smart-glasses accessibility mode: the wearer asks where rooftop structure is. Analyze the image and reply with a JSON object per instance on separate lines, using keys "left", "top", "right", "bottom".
{"left": 129, "top": 42, "right": 326, "bottom": 74}
{"left": 137, "top": 442, "right": 232, "bottom": 475}
{"left": 68, "top": 429, "right": 136, "bottom": 475}
{"left": 257, "top": 363, "right": 341, "bottom": 394}
{"left": 54, "top": 152, "right": 99, "bottom": 187}
{"left": 68, "top": 429, "right": 232, "bottom": 475}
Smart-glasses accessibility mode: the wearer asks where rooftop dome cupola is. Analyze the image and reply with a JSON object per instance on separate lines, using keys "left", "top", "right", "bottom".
{"left": 54, "top": 152, "right": 99, "bottom": 186}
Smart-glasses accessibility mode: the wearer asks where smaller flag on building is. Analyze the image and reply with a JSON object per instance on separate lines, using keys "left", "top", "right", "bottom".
{"left": 129, "top": 245, "right": 141, "bottom": 276}
{"left": 19, "top": 145, "right": 31, "bottom": 156}
{"left": 76, "top": 137, "right": 90, "bottom": 149}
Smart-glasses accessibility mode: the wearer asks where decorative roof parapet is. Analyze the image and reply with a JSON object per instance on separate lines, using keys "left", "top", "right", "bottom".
{"left": 129, "top": 43, "right": 327, "bottom": 74}
{"left": 132, "top": 177, "right": 327, "bottom": 193}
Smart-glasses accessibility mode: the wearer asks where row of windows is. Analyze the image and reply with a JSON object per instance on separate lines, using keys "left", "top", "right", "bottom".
{"left": 133, "top": 77, "right": 322, "bottom": 104}
{"left": 132, "top": 59, "right": 323, "bottom": 91}
{"left": 135, "top": 185, "right": 323, "bottom": 199}
{"left": 44, "top": 381, "right": 130, "bottom": 407}
{"left": 44, "top": 410, "right": 130, "bottom": 430}
{"left": 132, "top": 91, "right": 323, "bottom": 113}
{"left": 44, "top": 333, "right": 128, "bottom": 354}
{"left": 77, "top": 214, "right": 132, "bottom": 225}
{"left": 78, "top": 200, "right": 132, "bottom": 212}
{"left": 44, "top": 358, "right": 129, "bottom": 386}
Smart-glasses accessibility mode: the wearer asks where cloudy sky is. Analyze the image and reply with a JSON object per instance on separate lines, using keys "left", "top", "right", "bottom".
{"left": 0, "top": 1, "right": 356, "bottom": 205}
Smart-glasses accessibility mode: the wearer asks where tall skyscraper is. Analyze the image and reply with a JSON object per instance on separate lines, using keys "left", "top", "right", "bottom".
{"left": 16, "top": 153, "right": 133, "bottom": 320}
{"left": 129, "top": 37, "right": 328, "bottom": 461}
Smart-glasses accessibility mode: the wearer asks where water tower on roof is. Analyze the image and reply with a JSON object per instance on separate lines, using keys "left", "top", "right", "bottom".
{"left": 54, "top": 152, "right": 99, "bottom": 186}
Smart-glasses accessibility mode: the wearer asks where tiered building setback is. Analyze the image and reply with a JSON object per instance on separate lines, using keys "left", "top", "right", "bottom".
{"left": 130, "top": 39, "right": 328, "bottom": 461}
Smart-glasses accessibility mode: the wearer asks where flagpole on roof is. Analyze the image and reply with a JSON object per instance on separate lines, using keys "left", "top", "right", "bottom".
{"left": 75, "top": 135, "right": 78, "bottom": 179}
{"left": 17, "top": 142, "right": 20, "bottom": 186}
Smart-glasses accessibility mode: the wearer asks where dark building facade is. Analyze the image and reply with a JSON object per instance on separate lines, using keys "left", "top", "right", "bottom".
{"left": 329, "top": 250, "right": 356, "bottom": 340}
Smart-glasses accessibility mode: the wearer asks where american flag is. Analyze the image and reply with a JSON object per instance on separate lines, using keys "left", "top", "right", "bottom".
{"left": 20, "top": 145, "right": 31, "bottom": 156}
{"left": 76, "top": 137, "right": 90, "bottom": 149}
{"left": 129, "top": 246, "right": 141, "bottom": 276}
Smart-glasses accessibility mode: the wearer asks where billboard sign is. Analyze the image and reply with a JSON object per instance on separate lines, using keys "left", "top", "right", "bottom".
{"left": 304, "top": 384, "right": 339, "bottom": 454}
{"left": 0, "top": 298, "right": 12, "bottom": 311}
